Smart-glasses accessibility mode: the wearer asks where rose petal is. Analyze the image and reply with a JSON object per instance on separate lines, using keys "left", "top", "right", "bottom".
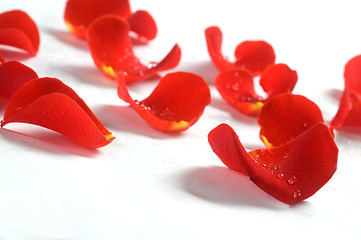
{"left": 127, "top": 10, "right": 157, "bottom": 42}
{"left": 234, "top": 40, "right": 275, "bottom": 76}
{"left": 117, "top": 71, "right": 211, "bottom": 132}
{"left": 208, "top": 123, "right": 338, "bottom": 205}
{"left": 0, "top": 52, "right": 5, "bottom": 63}
{"left": 86, "top": 15, "right": 180, "bottom": 82}
{"left": 258, "top": 93, "right": 324, "bottom": 148}
{"left": 259, "top": 63, "right": 298, "bottom": 98}
{"left": 214, "top": 68, "right": 264, "bottom": 116}
{"left": 205, "top": 26, "right": 233, "bottom": 71}
{"left": 64, "top": 0, "right": 131, "bottom": 39}
{"left": 1, "top": 77, "right": 114, "bottom": 148}
{"left": 0, "top": 10, "right": 40, "bottom": 56}
{"left": 0, "top": 61, "right": 38, "bottom": 99}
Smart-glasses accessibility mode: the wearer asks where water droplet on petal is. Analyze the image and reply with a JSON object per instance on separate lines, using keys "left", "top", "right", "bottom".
{"left": 276, "top": 173, "right": 285, "bottom": 180}
{"left": 231, "top": 82, "right": 240, "bottom": 91}
{"left": 292, "top": 190, "right": 301, "bottom": 199}
{"left": 287, "top": 176, "right": 297, "bottom": 185}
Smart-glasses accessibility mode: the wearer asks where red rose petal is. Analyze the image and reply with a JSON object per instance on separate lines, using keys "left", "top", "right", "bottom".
{"left": 205, "top": 26, "right": 233, "bottom": 71}
{"left": 64, "top": 0, "right": 131, "bottom": 39}
{"left": 258, "top": 93, "right": 324, "bottom": 148}
{"left": 1, "top": 77, "right": 114, "bottom": 148}
{"left": 86, "top": 15, "right": 180, "bottom": 82}
{"left": 208, "top": 123, "right": 338, "bottom": 205}
{"left": 259, "top": 63, "right": 298, "bottom": 98}
{"left": 214, "top": 68, "right": 264, "bottom": 116}
{"left": 331, "top": 55, "right": 361, "bottom": 130}
{"left": 234, "top": 40, "right": 275, "bottom": 76}
{"left": 0, "top": 10, "right": 40, "bottom": 56}
{"left": 127, "top": 10, "right": 157, "bottom": 42}
{"left": 0, "top": 61, "right": 38, "bottom": 99}
{"left": 117, "top": 71, "right": 211, "bottom": 132}
{"left": 0, "top": 52, "right": 5, "bottom": 63}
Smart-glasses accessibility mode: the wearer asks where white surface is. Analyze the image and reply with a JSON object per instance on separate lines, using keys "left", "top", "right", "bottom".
{"left": 1, "top": 0, "right": 361, "bottom": 239}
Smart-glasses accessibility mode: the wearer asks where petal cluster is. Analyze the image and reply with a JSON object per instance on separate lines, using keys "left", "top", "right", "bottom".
{"left": 208, "top": 94, "right": 338, "bottom": 205}
{"left": 117, "top": 72, "right": 211, "bottom": 132}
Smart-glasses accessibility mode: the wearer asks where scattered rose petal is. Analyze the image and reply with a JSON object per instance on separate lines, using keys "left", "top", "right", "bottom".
{"left": 331, "top": 55, "right": 361, "bottom": 130}
{"left": 205, "top": 26, "right": 275, "bottom": 76}
{"left": 64, "top": 0, "right": 132, "bottom": 39}
{"left": 1, "top": 77, "right": 114, "bottom": 148}
{"left": 86, "top": 15, "right": 180, "bottom": 82}
{"left": 215, "top": 64, "right": 297, "bottom": 116}
{"left": 0, "top": 10, "right": 40, "bottom": 56}
{"left": 117, "top": 71, "right": 211, "bottom": 132}
{"left": 208, "top": 122, "right": 338, "bottom": 205}
{"left": 258, "top": 93, "right": 324, "bottom": 148}
{"left": 127, "top": 10, "right": 157, "bottom": 42}
{"left": 0, "top": 61, "right": 38, "bottom": 99}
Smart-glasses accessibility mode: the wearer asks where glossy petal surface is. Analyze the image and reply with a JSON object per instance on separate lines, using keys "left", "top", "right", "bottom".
{"left": 0, "top": 61, "right": 38, "bottom": 99}
{"left": 1, "top": 77, "right": 114, "bottom": 148}
{"left": 117, "top": 72, "right": 211, "bottom": 132}
{"left": 64, "top": 0, "right": 131, "bottom": 39}
{"left": 127, "top": 10, "right": 157, "bottom": 42}
{"left": 87, "top": 15, "right": 180, "bottom": 82}
{"left": 258, "top": 94, "right": 324, "bottom": 148}
{"left": 208, "top": 123, "right": 338, "bottom": 205}
{"left": 0, "top": 10, "right": 40, "bottom": 56}
{"left": 215, "top": 68, "right": 264, "bottom": 116}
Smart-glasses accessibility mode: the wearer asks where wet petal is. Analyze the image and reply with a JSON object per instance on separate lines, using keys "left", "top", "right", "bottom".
{"left": 208, "top": 123, "right": 338, "bottom": 205}
{"left": 259, "top": 63, "right": 298, "bottom": 98}
{"left": 127, "top": 10, "right": 157, "bottom": 42}
{"left": 0, "top": 10, "right": 40, "bottom": 56}
{"left": 214, "top": 68, "right": 264, "bottom": 116}
{"left": 86, "top": 15, "right": 180, "bottom": 82}
{"left": 0, "top": 61, "right": 38, "bottom": 99}
{"left": 1, "top": 77, "right": 114, "bottom": 148}
{"left": 258, "top": 93, "right": 324, "bottom": 148}
{"left": 117, "top": 71, "right": 211, "bottom": 132}
{"left": 64, "top": 0, "right": 131, "bottom": 39}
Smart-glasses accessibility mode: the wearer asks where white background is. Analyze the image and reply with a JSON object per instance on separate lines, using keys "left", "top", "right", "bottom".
{"left": 1, "top": 0, "right": 361, "bottom": 239}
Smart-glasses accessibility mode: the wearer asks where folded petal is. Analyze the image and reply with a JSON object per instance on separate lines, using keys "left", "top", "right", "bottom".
{"left": 214, "top": 68, "right": 264, "bottom": 116}
{"left": 205, "top": 26, "right": 233, "bottom": 71}
{"left": 1, "top": 77, "right": 114, "bottom": 148}
{"left": 117, "top": 71, "right": 211, "bottom": 132}
{"left": 208, "top": 123, "right": 338, "bottom": 205}
{"left": 64, "top": 0, "right": 131, "bottom": 39}
{"left": 258, "top": 93, "right": 324, "bottom": 148}
{"left": 234, "top": 40, "right": 275, "bottom": 76}
{"left": 86, "top": 15, "right": 180, "bottom": 82}
{"left": 0, "top": 61, "right": 38, "bottom": 99}
{"left": 0, "top": 10, "right": 40, "bottom": 56}
{"left": 127, "top": 10, "right": 157, "bottom": 42}
{"left": 259, "top": 63, "right": 298, "bottom": 98}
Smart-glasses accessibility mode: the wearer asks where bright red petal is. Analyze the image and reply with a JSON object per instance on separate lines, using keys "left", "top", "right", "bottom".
{"left": 0, "top": 61, "right": 38, "bottom": 99}
{"left": 259, "top": 63, "right": 297, "bottom": 98}
{"left": 0, "top": 52, "right": 5, "bottom": 63}
{"left": 215, "top": 68, "right": 264, "bottom": 116}
{"left": 1, "top": 77, "right": 114, "bottom": 148}
{"left": 234, "top": 40, "right": 275, "bottom": 76}
{"left": 208, "top": 123, "right": 338, "bottom": 205}
{"left": 87, "top": 15, "right": 180, "bottom": 82}
{"left": 127, "top": 10, "right": 157, "bottom": 42}
{"left": 0, "top": 10, "right": 40, "bottom": 56}
{"left": 117, "top": 72, "right": 211, "bottom": 132}
{"left": 258, "top": 93, "right": 324, "bottom": 148}
{"left": 205, "top": 26, "right": 233, "bottom": 71}
{"left": 64, "top": 0, "right": 131, "bottom": 39}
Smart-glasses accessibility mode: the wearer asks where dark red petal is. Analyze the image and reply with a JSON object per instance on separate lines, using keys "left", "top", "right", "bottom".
{"left": 208, "top": 123, "right": 338, "bottom": 205}
{"left": 1, "top": 77, "right": 114, "bottom": 148}
{"left": 0, "top": 10, "right": 40, "bottom": 56}
{"left": 258, "top": 93, "right": 324, "bottom": 147}
{"left": 64, "top": 0, "right": 131, "bottom": 39}
{"left": 0, "top": 61, "right": 38, "bottom": 99}
{"left": 259, "top": 63, "right": 298, "bottom": 98}
{"left": 205, "top": 26, "right": 233, "bottom": 71}
{"left": 117, "top": 71, "right": 211, "bottom": 132}
{"left": 87, "top": 15, "right": 180, "bottom": 82}
{"left": 234, "top": 40, "right": 275, "bottom": 76}
{"left": 127, "top": 10, "right": 157, "bottom": 42}
{"left": 215, "top": 68, "right": 264, "bottom": 116}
